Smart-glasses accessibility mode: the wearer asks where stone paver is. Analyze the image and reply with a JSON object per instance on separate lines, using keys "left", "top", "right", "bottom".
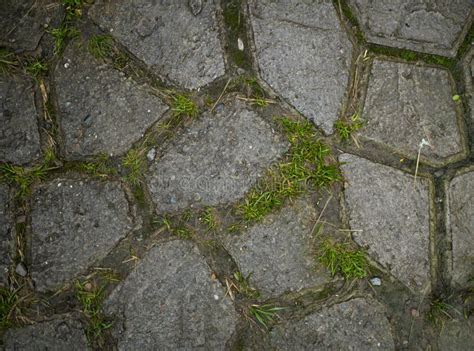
{"left": 3, "top": 316, "right": 89, "bottom": 351}
{"left": 89, "top": 0, "right": 225, "bottom": 90}
{"left": 0, "top": 75, "right": 41, "bottom": 164}
{"left": 55, "top": 41, "right": 168, "bottom": 160}
{"left": 270, "top": 297, "right": 395, "bottom": 350}
{"left": 340, "top": 153, "right": 431, "bottom": 293}
{"left": 446, "top": 169, "right": 474, "bottom": 287}
{"left": 360, "top": 59, "right": 464, "bottom": 165}
{"left": 30, "top": 178, "right": 132, "bottom": 292}
{"left": 224, "top": 198, "right": 330, "bottom": 297}
{"left": 438, "top": 317, "right": 474, "bottom": 351}
{"left": 146, "top": 98, "right": 287, "bottom": 212}
{"left": 0, "top": 185, "right": 12, "bottom": 284}
{"left": 248, "top": 0, "right": 352, "bottom": 134}
{"left": 348, "top": 0, "right": 473, "bottom": 57}
{"left": 104, "top": 240, "right": 238, "bottom": 350}
{"left": 0, "top": 0, "right": 61, "bottom": 52}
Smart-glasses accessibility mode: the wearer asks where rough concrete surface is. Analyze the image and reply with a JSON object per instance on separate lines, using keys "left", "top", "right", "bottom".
{"left": 446, "top": 169, "right": 474, "bottom": 287}
{"left": 360, "top": 59, "right": 464, "bottom": 165}
{"left": 104, "top": 240, "right": 238, "bottom": 350}
{"left": 348, "top": 0, "right": 473, "bottom": 57}
{"left": 249, "top": 0, "right": 352, "bottom": 134}
{"left": 340, "top": 153, "right": 431, "bottom": 293}
{"left": 0, "top": 75, "right": 41, "bottom": 164}
{"left": 3, "top": 316, "right": 89, "bottom": 351}
{"left": 270, "top": 298, "right": 395, "bottom": 350}
{"left": 146, "top": 98, "right": 287, "bottom": 212}
{"left": 0, "top": 0, "right": 61, "bottom": 52}
{"left": 224, "top": 198, "right": 330, "bottom": 297}
{"left": 55, "top": 41, "right": 168, "bottom": 159}
{"left": 30, "top": 178, "right": 132, "bottom": 292}
{"left": 89, "top": 0, "right": 225, "bottom": 89}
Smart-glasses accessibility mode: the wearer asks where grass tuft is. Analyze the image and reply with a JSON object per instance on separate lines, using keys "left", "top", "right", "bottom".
{"left": 0, "top": 49, "right": 19, "bottom": 75}
{"left": 79, "top": 154, "right": 116, "bottom": 179}
{"left": 427, "top": 299, "right": 458, "bottom": 328}
{"left": 161, "top": 216, "right": 193, "bottom": 239}
{"left": 335, "top": 113, "right": 363, "bottom": 141}
{"left": 75, "top": 280, "right": 112, "bottom": 342}
{"left": 25, "top": 59, "right": 48, "bottom": 78}
{"left": 50, "top": 24, "right": 80, "bottom": 55}
{"left": 0, "top": 162, "right": 53, "bottom": 198}
{"left": 248, "top": 304, "right": 284, "bottom": 329}
{"left": 62, "top": 0, "right": 83, "bottom": 20}
{"left": 200, "top": 207, "right": 218, "bottom": 231}
{"left": 233, "top": 272, "right": 260, "bottom": 299}
{"left": 0, "top": 288, "right": 18, "bottom": 330}
{"left": 122, "top": 149, "right": 145, "bottom": 186}
{"left": 88, "top": 35, "right": 114, "bottom": 60}
{"left": 171, "top": 94, "right": 199, "bottom": 119}
{"left": 239, "top": 118, "right": 341, "bottom": 221}
{"left": 318, "top": 240, "right": 368, "bottom": 279}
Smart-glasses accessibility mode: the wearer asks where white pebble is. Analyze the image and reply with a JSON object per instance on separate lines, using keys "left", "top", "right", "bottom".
{"left": 370, "top": 277, "right": 382, "bottom": 286}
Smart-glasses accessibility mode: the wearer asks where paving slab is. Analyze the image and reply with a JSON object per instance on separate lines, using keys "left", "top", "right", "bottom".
{"left": 0, "top": 75, "right": 41, "bottom": 164}
{"left": 89, "top": 0, "right": 225, "bottom": 90}
{"left": 3, "top": 316, "right": 89, "bottom": 351}
{"left": 54, "top": 41, "right": 168, "bottom": 160}
{"left": 0, "top": 0, "right": 61, "bottom": 52}
{"left": 0, "top": 185, "right": 12, "bottom": 284}
{"left": 360, "top": 59, "right": 464, "bottom": 166}
{"left": 248, "top": 0, "right": 352, "bottom": 134}
{"left": 340, "top": 153, "right": 431, "bottom": 293}
{"left": 438, "top": 317, "right": 474, "bottom": 351}
{"left": 270, "top": 297, "right": 395, "bottom": 350}
{"left": 348, "top": 0, "right": 473, "bottom": 57}
{"left": 223, "top": 198, "right": 330, "bottom": 297}
{"left": 30, "top": 178, "right": 132, "bottom": 292}
{"left": 104, "top": 240, "right": 238, "bottom": 350}
{"left": 446, "top": 169, "right": 474, "bottom": 287}
{"left": 146, "top": 98, "right": 287, "bottom": 212}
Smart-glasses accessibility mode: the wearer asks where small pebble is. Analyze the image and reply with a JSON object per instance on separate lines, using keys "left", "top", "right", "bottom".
{"left": 370, "top": 277, "right": 382, "bottom": 286}
{"left": 410, "top": 308, "right": 420, "bottom": 318}
{"left": 147, "top": 148, "right": 156, "bottom": 161}
{"left": 238, "top": 38, "right": 244, "bottom": 51}
{"left": 15, "top": 262, "right": 27, "bottom": 277}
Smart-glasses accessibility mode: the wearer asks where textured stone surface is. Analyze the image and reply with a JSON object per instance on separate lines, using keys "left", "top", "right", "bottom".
{"left": 146, "top": 98, "right": 287, "bottom": 212}
{"left": 270, "top": 298, "right": 395, "bottom": 350}
{"left": 438, "top": 317, "right": 474, "bottom": 351}
{"left": 248, "top": 0, "right": 352, "bottom": 134}
{"left": 0, "top": 75, "right": 41, "bottom": 164}
{"left": 340, "top": 154, "right": 431, "bottom": 293}
{"left": 348, "top": 0, "right": 473, "bottom": 57}
{"left": 360, "top": 59, "right": 464, "bottom": 165}
{"left": 0, "top": 0, "right": 61, "bottom": 52}
{"left": 105, "top": 240, "right": 238, "bottom": 350}
{"left": 55, "top": 42, "right": 168, "bottom": 160}
{"left": 224, "top": 198, "right": 329, "bottom": 297}
{"left": 89, "top": 0, "right": 225, "bottom": 89}
{"left": 3, "top": 316, "right": 89, "bottom": 351}
{"left": 30, "top": 178, "right": 132, "bottom": 292}
{"left": 446, "top": 169, "right": 474, "bottom": 287}
{"left": 0, "top": 185, "right": 12, "bottom": 284}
